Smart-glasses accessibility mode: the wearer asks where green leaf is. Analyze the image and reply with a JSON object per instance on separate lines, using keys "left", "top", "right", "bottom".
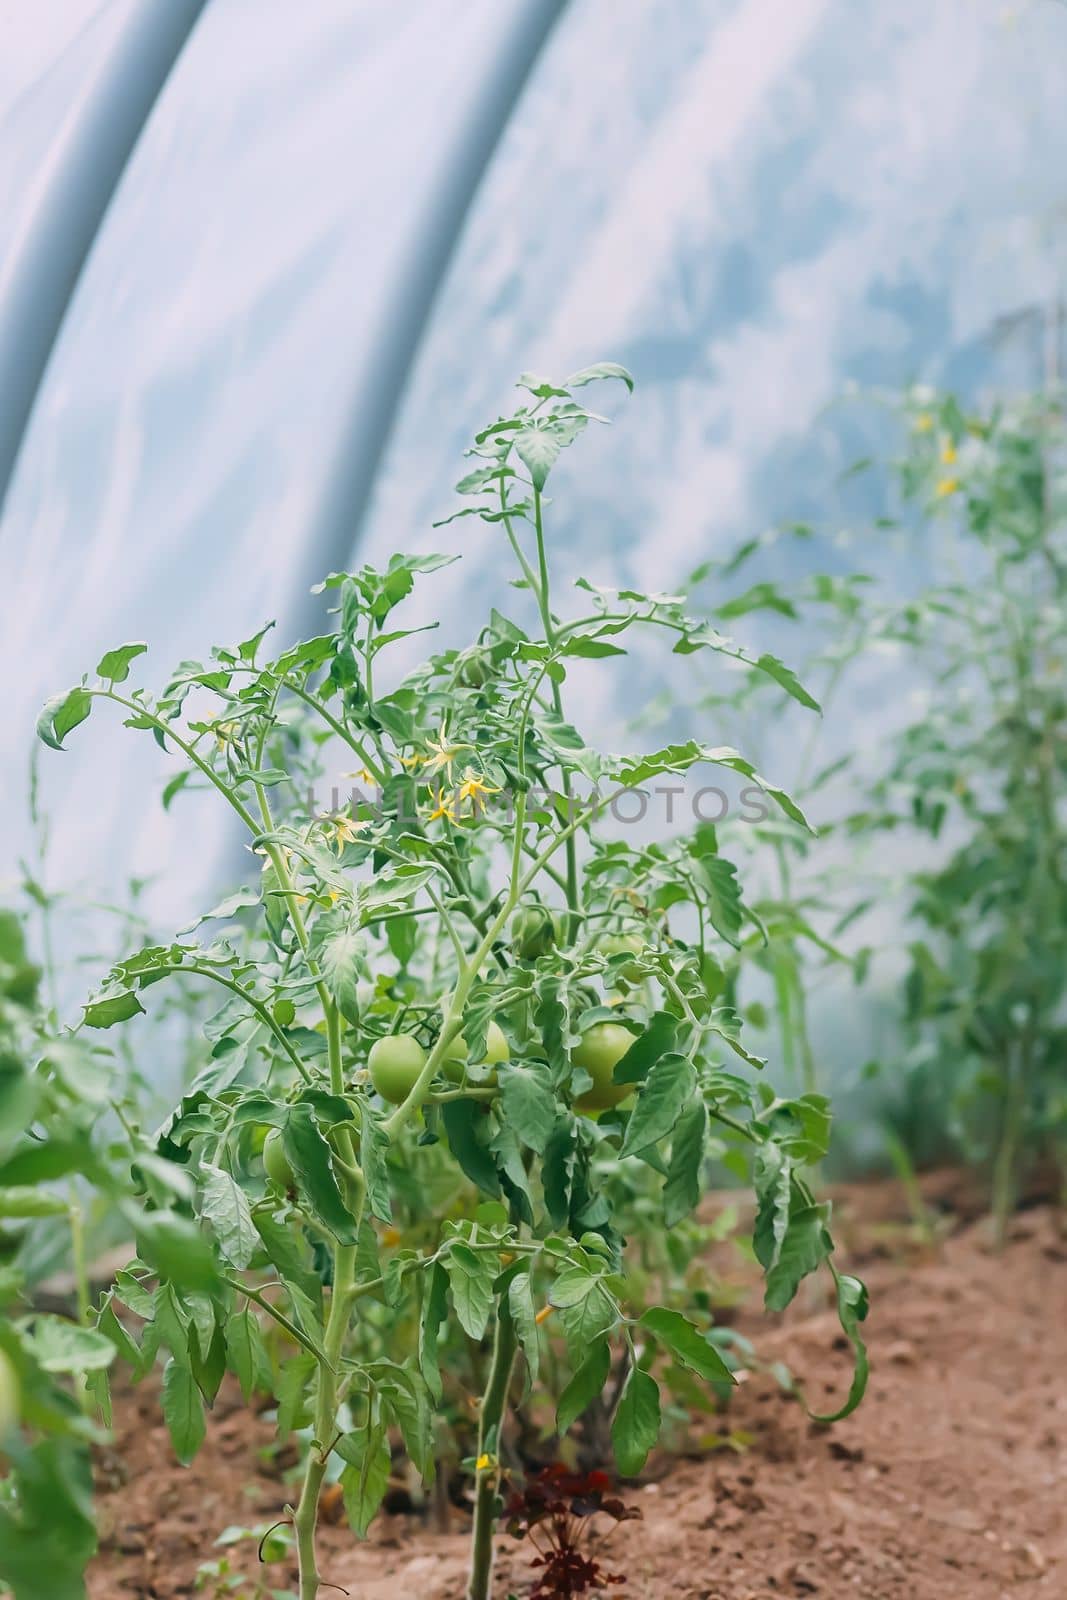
{"left": 96, "top": 1296, "right": 140, "bottom": 1367}
{"left": 695, "top": 855, "right": 744, "bottom": 948}
{"left": 275, "top": 1352, "right": 316, "bottom": 1437}
{"left": 0, "top": 1187, "right": 68, "bottom": 1218}
{"left": 663, "top": 1100, "right": 707, "bottom": 1226}
{"left": 550, "top": 1269, "right": 617, "bottom": 1353}
{"left": 619, "top": 1053, "right": 696, "bottom": 1158}
{"left": 704, "top": 1005, "right": 766, "bottom": 1069}
{"left": 753, "top": 653, "right": 821, "bottom": 711}
{"left": 189, "top": 1318, "right": 226, "bottom": 1405}
{"left": 179, "top": 886, "right": 260, "bottom": 933}
{"left": 152, "top": 1282, "right": 191, "bottom": 1362}
{"left": 340, "top": 1426, "right": 391, "bottom": 1538}
{"left": 497, "top": 1064, "right": 555, "bottom": 1155}
{"left": 162, "top": 1357, "right": 205, "bottom": 1465}
{"left": 378, "top": 1369, "right": 433, "bottom": 1479}
{"left": 639, "top": 1308, "right": 734, "bottom": 1385}
{"left": 508, "top": 1273, "right": 540, "bottom": 1394}
{"left": 225, "top": 1309, "right": 271, "bottom": 1401}
{"left": 83, "top": 990, "right": 144, "bottom": 1028}
{"left": 612, "top": 1012, "right": 678, "bottom": 1085}
{"left": 560, "top": 635, "right": 627, "bottom": 659}
{"left": 514, "top": 426, "right": 561, "bottom": 489}
{"left": 715, "top": 581, "right": 797, "bottom": 621}
{"left": 200, "top": 1165, "right": 257, "bottom": 1270}
{"left": 756, "top": 1095, "right": 832, "bottom": 1165}
{"left": 360, "top": 1111, "right": 393, "bottom": 1224}
{"left": 753, "top": 1144, "right": 792, "bottom": 1273}
{"left": 541, "top": 1118, "right": 575, "bottom": 1227}
{"left": 445, "top": 1243, "right": 494, "bottom": 1340}
{"left": 563, "top": 361, "right": 634, "bottom": 393}
{"left": 810, "top": 1272, "right": 870, "bottom": 1422}
{"left": 612, "top": 1366, "right": 660, "bottom": 1477}
{"left": 251, "top": 1209, "right": 321, "bottom": 1299}
{"left": 132, "top": 1208, "right": 219, "bottom": 1292}
{"left": 36, "top": 687, "right": 92, "bottom": 751}
{"left": 0, "top": 1054, "right": 37, "bottom": 1162}
{"left": 419, "top": 1261, "right": 448, "bottom": 1401}
{"left": 556, "top": 1339, "right": 610, "bottom": 1434}
{"left": 318, "top": 926, "right": 366, "bottom": 1025}
{"left": 702, "top": 746, "right": 813, "bottom": 832}
{"left": 386, "top": 912, "right": 418, "bottom": 968}
{"left": 32, "top": 1318, "right": 116, "bottom": 1374}
{"left": 282, "top": 1103, "right": 359, "bottom": 1244}
{"left": 764, "top": 1202, "right": 833, "bottom": 1312}
{"left": 96, "top": 643, "right": 147, "bottom": 683}
{"left": 441, "top": 1098, "right": 500, "bottom": 1199}
{"left": 0, "top": 1434, "right": 96, "bottom": 1600}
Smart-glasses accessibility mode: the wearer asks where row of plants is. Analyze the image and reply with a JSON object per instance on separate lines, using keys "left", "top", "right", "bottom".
{"left": 1, "top": 368, "right": 1063, "bottom": 1600}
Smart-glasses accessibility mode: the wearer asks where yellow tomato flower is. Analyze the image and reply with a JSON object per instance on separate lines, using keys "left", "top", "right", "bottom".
{"left": 934, "top": 477, "right": 960, "bottom": 499}
{"left": 914, "top": 412, "right": 934, "bottom": 433}
{"left": 940, "top": 439, "right": 957, "bottom": 465}
{"left": 326, "top": 814, "right": 367, "bottom": 852}
{"left": 456, "top": 768, "right": 500, "bottom": 814}
{"left": 214, "top": 720, "right": 239, "bottom": 749}
{"left": 421, "top": 722, "right": 473, "bottom": 779}
{"left": 475, "top": 1453, "right": 492, "bottom": 1472}
{"left": 426, "top": 792, "right": 459, "bottom": 825}
{"left": 342, "top": 767, "right": 378, "bottom": 786}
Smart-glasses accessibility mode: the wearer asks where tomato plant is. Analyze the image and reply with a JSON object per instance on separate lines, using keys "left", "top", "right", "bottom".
{"left": 38, "top": 365, "right": 867, "bottom": 1600}
{"left": 0, "top": 903, "right": 142, "bottom": 1600}
{"left": 840, "top": 390, "right": 1067, "bottom": 1237}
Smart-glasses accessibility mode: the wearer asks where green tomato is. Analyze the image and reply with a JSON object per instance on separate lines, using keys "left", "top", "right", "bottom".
{"left": 263, "top": 1128, "right": 294, "bottom": 1189}
{"left": 572, "top": 1022, "right": 636, "bottom": 1113}
{"left": 457, "top": 646, "right": 492, "bottom": 688}
{"left": 601, "top": 933, "right": 645, "bottom": 985}
{"left": 510, "top": 904, "right": 559, "bottom": 961}
{"left": 441, "top": 1017, "right": 508, "bottom": 1085}
{"left": 0, "top": 1349, "right": 18, "bottom": 1443}
{"left": 369, "top": 1034, "right": 427, "bottom": 1104}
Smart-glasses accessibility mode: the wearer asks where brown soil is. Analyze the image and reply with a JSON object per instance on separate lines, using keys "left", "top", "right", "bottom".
{"left": 87, "top": 1186, "right": 1067, "bottom": 1600}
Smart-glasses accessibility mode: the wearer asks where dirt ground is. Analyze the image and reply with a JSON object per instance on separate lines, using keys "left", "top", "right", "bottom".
{"left": 87, "top": 1185, "right": 1067, "bottom": 1600}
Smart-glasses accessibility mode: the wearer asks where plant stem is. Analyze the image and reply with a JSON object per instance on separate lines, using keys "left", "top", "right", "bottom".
{"left": 292, "top": 1234, "right": 357, "bottom": 1600}
{"left": 68, "top": 1186, "right": 90, "bottom": 1326}
{"left": 991, "top": 1036, "right": 1025, "bottom": 1250}
{"left": 531, "top": 489, "right": 580, "bottom": 934}
{"left": 467, "top": 1302, "right": 518, "bottom": 1600}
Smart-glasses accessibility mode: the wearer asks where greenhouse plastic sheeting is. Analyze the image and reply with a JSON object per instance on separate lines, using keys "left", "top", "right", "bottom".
{"left": 2, "top": 0, "right": 1066, "bottom": 930}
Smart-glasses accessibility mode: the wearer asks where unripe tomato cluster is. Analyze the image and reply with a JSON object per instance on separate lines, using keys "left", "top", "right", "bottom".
{"left": 261, "top": 1002, "right": 639, "bottom": 1181}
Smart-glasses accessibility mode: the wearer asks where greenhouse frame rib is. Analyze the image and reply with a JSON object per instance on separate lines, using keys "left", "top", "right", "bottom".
{"left": 0, "top": 0, "right": 208, "bottom": 519}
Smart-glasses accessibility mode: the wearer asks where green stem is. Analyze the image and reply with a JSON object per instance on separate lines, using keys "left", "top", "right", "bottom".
{"left": 291, "top": 1220, "right": 359, "bottom": 1600}
{"left": 991, "top": 1036, "right": 1026, "bottom": 1249}
{"left": 153, "top": 960, "right": 311, "bottom": 1082}
{"left": 467, "top": 1302, "right": 519, "bottom": 1600}
{"left": 68, "top": 1187, "right": 90, "bottom": 1327}
{"left": 223, "top": 1278, "right": 331, "bottom": 1366}
{"left": 383, "top": 792, "right": 529, "bottom": 1138}
{"left": 531, "top": 489, "right": 580, "bottom": 933}
{"left": 98, "top": 690, "right": 259, "bottom": 832}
